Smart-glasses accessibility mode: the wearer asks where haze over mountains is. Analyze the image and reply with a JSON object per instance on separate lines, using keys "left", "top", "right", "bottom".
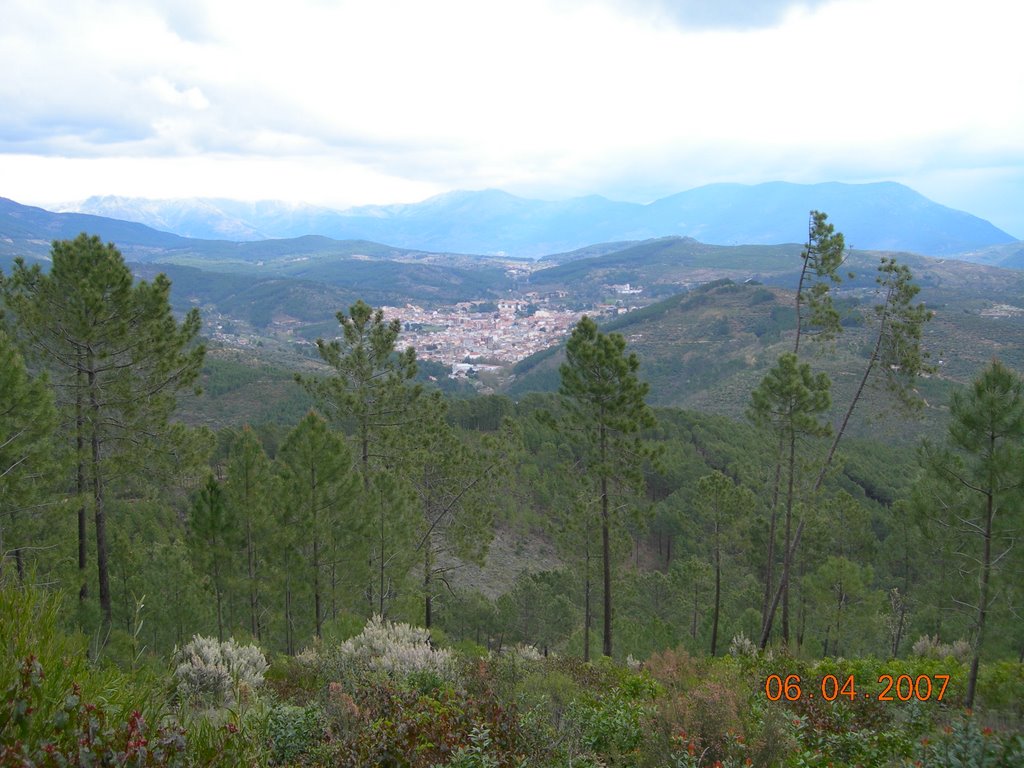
{"left": 54, "top": 181, "right": 1019, "bottom": 260}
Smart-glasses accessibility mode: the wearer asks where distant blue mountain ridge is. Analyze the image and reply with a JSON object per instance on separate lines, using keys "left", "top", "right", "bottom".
{"left": 38, "top": 181, "right": 1023, "bottom": 260}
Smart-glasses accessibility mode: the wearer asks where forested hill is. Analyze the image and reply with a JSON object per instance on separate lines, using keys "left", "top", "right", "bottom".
{"left": 509, "top": 272, "right": 1024, "bottom": 438}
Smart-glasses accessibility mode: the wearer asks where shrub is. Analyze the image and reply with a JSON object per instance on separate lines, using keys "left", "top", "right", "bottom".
{"left": 510, "top": 643, "right": 545, "bottom": 662}
{"left": 321, "top": 614, "right": 459, "bottom": 690}
{"left": 673, "top": 674, "right": 746, "bottom": 765}
{"left": 567, "top": 689, "right": 651, "bottom": 763}
{"left": 266, "top": 703, "right": 325, "bottom": 765}
{"left": 173, "top": 634, "right": 269, "bottom": 707}
{"left": 977, "top": 661, "right": 1024, "bottom": 720}
{"left": 0, "top": 581, "right": 181, "bottom": 764}
{"left": 442, "top": 724, "right": 503, "bottom": 768}
{"left": 914, "top": 713, "right": 1024, "bottom": 767}
{"left": 0, "top": 662, "right": 188, "bottom": 767}
{"left": 181, "top": 705, "right": 270, "bottom": 767}
{"left": 728, "top": 632, "right": 758, "bottom": 659}
{"left": 644, "top": 647, "right": 701, "bottom": 693}
{"left": 265, "top": 654, "right": 321, "bottom": 705}
{"left": 337, "top": 680, "right": 524, "bottom": 768}
{"left": 912, "top": 634, "right": 972, "bottom": 664}
{"left": 514, "top": 668, "right": 582, "bottom": 733}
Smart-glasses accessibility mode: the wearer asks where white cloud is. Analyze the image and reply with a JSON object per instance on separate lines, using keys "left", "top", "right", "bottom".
{"left": 1, "top": 0, "right": 1022, "bottom": 234}
{"left": 146, "top": 77, "right": 209, "bottom": 110}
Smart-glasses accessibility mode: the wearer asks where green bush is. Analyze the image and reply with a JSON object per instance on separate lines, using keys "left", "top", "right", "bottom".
{"left": 567, "top": 689, "right": 651, "bottom": 764}
{"left": 913, "top": 714, "right": 1024, "bottom": 767}
{"left": 181, "top": 705, "right": 270, "bottom": 767}
{"left": 0, "top": 581, "right": 184, "bottom": 766}
{"left": 267, "top": 703, "right": 325, "bottom": 765}
{"left": 977, "top": 662, "right": 1024, "bottom": 720}
{"left": 335, "top": 680, "right": 525, "bottom": 767}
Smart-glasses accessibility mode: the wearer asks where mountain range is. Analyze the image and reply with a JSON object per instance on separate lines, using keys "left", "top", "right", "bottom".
{"left": 4, "top": 191, "right": 1022, "bottom": 441}
{"left": 56, "top": 181, "right": 1019, "bottom": 259}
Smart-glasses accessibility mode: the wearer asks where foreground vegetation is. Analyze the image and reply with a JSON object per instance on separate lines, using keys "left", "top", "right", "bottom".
{"left": 4, "top": 582, "right": 1023, "bottom": 767}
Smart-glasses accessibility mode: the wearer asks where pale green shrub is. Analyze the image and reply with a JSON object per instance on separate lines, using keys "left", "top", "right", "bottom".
{"left": 912, "top": 634, "right": 972, "bottom": 663}
{"left": 173, "top": 634, "right": 269, "bottom": 706}
{"left": 729, "top": 632, "right": 758, "bottom": 658}
{"left": 328, "top": 615, "right": 458, "bottom": 688}
{"left": 511, "top": 643, "right": 545, "bottom": 662}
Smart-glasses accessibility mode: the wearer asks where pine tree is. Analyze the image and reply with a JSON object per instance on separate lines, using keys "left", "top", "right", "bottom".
{"left": 296, "top": 301, "right": 428, "bottom": 615}
{"left": 189, "top": 474, "right": 232, "bottom": 642}
{"left": 296, "top": 300, "right": 420, "bottom": 484}
{"left": 2, "top": 235, "right": 204, "bottom": 625}
{"left": 815, "top": 256, "right": 934, "bottom": 485}
{"left": 223, "top": 426, "right": 274, "bottom": 641}
{"left": 363, "top": 471, "right": 418, "bottom": 618}
{"left": 0, "top": 328, "right": 57, "bottom": 581}
{"left": 748, "top": 352, "right": 831, "bottom": 648}
{"left": 793, "top": 210, "right": 847, "bottom": 354}
{"left": 557, "top": 316, "right": 656, "bottom": 657}
{"left": 406, "top": 392, "right": 517, "bottom": 627}
{"left": 754, "top": 218, "right": 932, "bottom": 653}
{"left": 918, "top": 359, "right": 1024, "bottom": 707}
{"left": 695, "top": 471, "right": 756, "bottom": 656}
{"left": 277, "top": 412, "right": 360, "bottom": 639}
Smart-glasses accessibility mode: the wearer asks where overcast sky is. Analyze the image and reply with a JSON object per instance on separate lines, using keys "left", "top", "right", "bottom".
{"left": 2, "top": 0, "right": 1022, "bottom": 236}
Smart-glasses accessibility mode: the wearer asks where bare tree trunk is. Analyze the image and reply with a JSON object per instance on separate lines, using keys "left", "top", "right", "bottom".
{"left": 284, "top": 575, "right": 293, "bottom": 655}
{"left": 313, "top": 538, "right": 322, "bottom": 638}
{"left": 88, "top": 358, "right": 112, "bottom": 628}
{"left": 424, "top": 546, "right": 433, "bottom": 629}
{"left": 761, "top": 437, "right": 782, "bottom": 622}
{"left": 711, "top": 530, "right": 721, "bottom": 656}
{"left": 76, "top": 369, "right": 88, "bottom": 602}
{"left": 584, "top": 539, "right": 592, "bottom": 663}
{"left": 247, "top": 517, "right": 259, "bottom": 640}
{"left": 213, "top": 557, "right": 224, "bottom": 642}
{"left": 599, "top": 413, "right": 613, "bottom": 659}
{"left": 966, "top": 485, "right": 994, "bottom": 709}
{"left": 379, "top": 500, "right": 386, "bottom": 617}
{"left": 781, "top": 431, "right": 796, "bottom": 647}
{"left": 691, "top": 581, "right": 699, "bottom": 640}
{"left": 601, "top": 472, "right": 612, "bottom": 658}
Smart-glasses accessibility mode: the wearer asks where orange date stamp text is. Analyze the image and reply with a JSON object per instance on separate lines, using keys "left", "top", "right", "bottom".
{"left": 763, "top": 673, "right": 950, "bottom": 703}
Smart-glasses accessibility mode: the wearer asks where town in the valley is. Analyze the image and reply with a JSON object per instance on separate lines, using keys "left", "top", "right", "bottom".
{"left": 207, "top": 283, "right": 647, "bottom": 380}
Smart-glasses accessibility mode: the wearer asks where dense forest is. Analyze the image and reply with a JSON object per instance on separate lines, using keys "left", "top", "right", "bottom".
{"left": 1, "top": 228, "right": 1023, "bottom": 766}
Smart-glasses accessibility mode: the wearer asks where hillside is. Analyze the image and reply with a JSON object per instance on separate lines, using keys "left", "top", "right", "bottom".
{"left": 60, "top": 181, "right": 1019, "bottom": 259}
{"left": 948, "top": 240, "right": 1024, "bottom": 270}
{"left": 0, "top": 196, "right": 190, "bottom": 261}
{"left": 526, "top": 237, "right": 805, "bottom": 300}
{"left": 1, "top": 198, "right": 516, "bottom": 313}
{"left": 509, "top": 276, "right": 1024, "bottom": 442}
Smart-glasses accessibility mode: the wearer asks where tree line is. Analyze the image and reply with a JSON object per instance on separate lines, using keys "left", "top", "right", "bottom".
{"left": 1, "top": 230, "right": 1021, "bottom": 709}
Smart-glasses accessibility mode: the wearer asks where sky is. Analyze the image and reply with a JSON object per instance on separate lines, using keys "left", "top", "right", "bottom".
{"left": 2, "top": 0, "right": 1022, "bottom": 237}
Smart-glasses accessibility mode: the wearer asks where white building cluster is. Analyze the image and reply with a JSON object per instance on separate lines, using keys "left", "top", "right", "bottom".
{"left": 382, "top": 300, "right": 587, "bottom": 368}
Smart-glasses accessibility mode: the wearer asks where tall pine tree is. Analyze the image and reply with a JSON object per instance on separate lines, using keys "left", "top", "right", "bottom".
{"left": 277, "top": 412, "right": 360, "bottom": 639}
{"left": 748, "top": 352, "right": 831, "bottom": 648}
{"left": 556, "top": 316, "right": 655, "bottom": 657}
{"left": 223, "top": 426, "right": 275, "bottom": 641}
{"left": 918, "top": 360, "right": 1024, "bottom": 707}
